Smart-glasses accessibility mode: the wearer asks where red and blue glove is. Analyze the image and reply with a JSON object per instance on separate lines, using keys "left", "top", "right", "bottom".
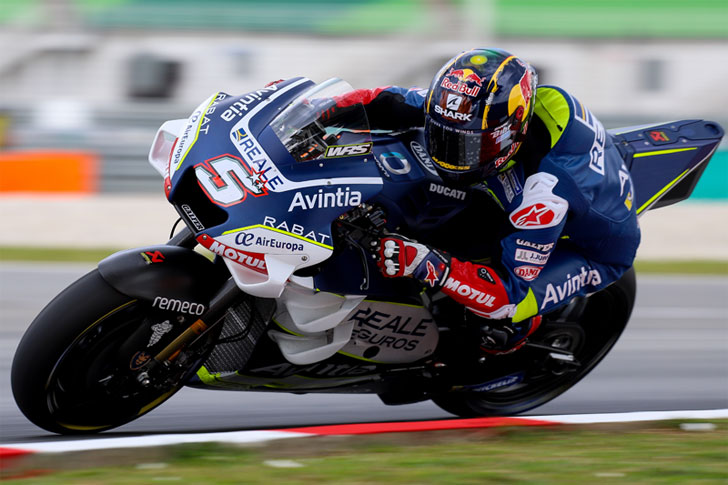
{"left": 378, "top": 235, "right": 514, "bottom": 320}
{"left": 378, "top": 236, "right": 449, "bottom": 288}
{"left": 378, "top": 235, "right": 540, "bottom": 354}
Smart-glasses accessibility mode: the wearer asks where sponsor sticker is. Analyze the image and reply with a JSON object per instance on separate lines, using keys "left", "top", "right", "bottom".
{"left": 348, "top": 307, "right": 432, "bottom": 353}
{"left": 410, "top": 141, "right": 438, "bottom": 176}
{"left": 498, "top": 172, "right": 515, "bottom": 203}
{"left": 288, "top": 187, "right": 362, "bottom": 212}
{"left": 466, "top": 372, "right": 525, "bottom": 392}
{"left": 262, "top": 216, "right": 331, "bottom": 246}
{"left": 424, "top": 260, "right": 440, "bottom": 287}
{"left": 515, "top": 239, "right": 554, "bottom": 252}
{"left": 477, "top": 267, "right": 496, "bottom": 284}
{"left": 147, "top": 320, "right": 174, "bottom": 347}
{"left": 325, "top": 143, "right": 372, "bottom": 158}
{"left": 649, "top": 130, "right": 670, "bottom": 142}
{"left": 199, "top": 92, "right": 228, "bottom": 136}
{"left": 440, "top": 68, "right": 483, "bottom": 97}
{"left": 130, "top": 351, "right": 152, "bottom": 370}
{"left": 181, "top": 204, "right": 205, "bottom": 231}
{"left": 514, "top": 265, "right": 542, "bottom": 281}
{"left": 541, "top": 266, "right": 602, "bottom": 310}
{"left": 378, "top": 152, "right": 412, "bottom": 176}
{"left": 220, "top": 85, "right": 279, "bottom": 122}
{"left": 434, "top": 104, "right": 472, "bottom": 122}
{"left": 515, "top": 248, "right": 550, "bottom": 265}
{"left": 197, "top": 235, "right": 268, "bottom": 273}
{"left": 429, "top": 182, "right": 467, "bottom": 201}
{"left": 142, "top": 250, "right": 165, "bottom": 264}
{"left": 232, "top": 128, "right": 286, "bottom": 191}
{"left": 153, "top": 296, "right": 206, "bottom": 315}
{"left": 442, "top": 278, "right": 496, "bottom": 307}
{"left": 510, "top": 203, "right": 556, "bottom": 228}
{"left": 234, "top": 232, "right": 305, "bottom": 253}
{"left": 446, "top": 93, "right": 463, "bottom": 110}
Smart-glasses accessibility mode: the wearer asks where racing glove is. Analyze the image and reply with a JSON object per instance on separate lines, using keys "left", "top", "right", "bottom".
{"left": 378, "top": 235, "right": 450, "bottom": 288}
{"left": 378, "top": 236, "right": 514, "bottom": 319}
{"left": 379, "top": 235, "right": 538, "bottom": 354}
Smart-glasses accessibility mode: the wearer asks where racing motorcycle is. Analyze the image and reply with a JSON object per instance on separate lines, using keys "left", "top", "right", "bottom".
{"left": 11, "top": 78, "right": 724, "bottom": 434}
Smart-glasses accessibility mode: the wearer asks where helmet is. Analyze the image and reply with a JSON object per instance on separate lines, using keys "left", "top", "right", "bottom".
{"left": 425, "top": 48, "right": 538, "bottom": 185}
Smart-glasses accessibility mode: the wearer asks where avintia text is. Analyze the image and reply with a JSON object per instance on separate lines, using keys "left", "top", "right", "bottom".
{"left": 541, "top": 266, "right": 602, "bottom": 310}
{"left": 288, "top": 187, "right": 362, "bottom": 212}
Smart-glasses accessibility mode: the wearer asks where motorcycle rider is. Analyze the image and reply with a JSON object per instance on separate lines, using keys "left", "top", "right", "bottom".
{"left": 318, "top": 48, "right": 641, "bottom": 354}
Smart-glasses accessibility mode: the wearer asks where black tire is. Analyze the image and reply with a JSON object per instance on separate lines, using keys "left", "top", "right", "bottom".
{"left": 432, "top": 267, "right": 637, "bottom": 417}
{"left": 11, "top": 269, "right": 214, "bottom": 434}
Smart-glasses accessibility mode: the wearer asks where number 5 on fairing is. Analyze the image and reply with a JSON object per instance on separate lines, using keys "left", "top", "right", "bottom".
{"left": 194, "top": 154, "right": 268, "bottom": 206}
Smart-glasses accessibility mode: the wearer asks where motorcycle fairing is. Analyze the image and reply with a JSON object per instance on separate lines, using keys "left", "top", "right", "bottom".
{"left": 369, "top": 130, "right": 474, "bottom": 234}
{"left": 161, "top": 79, "right": 387, "bottom": 297}
{"left": 188, "top": 296, "right": 440, "bottom": 390}
{"left": 338, "top": 299, "right": 439, "bottom": 363}
{"left": 267, "top": 293, "right": 439, "bottom": 365}
{"left": 610, "top": 119, "right": 724, "bottom": 215}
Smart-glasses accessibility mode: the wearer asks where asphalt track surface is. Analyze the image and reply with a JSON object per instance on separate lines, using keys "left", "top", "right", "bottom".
{"left": 1, "top": 263, "right": 726, "bottom": 444}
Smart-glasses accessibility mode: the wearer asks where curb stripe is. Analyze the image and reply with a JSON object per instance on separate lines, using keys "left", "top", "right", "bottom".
{"left": 280, "top": 417, "right": 557, "bottom": 435}
{"left": 0, "top": 447, "right": 34, "bottom": 458}
{"left": 1, "top": 409, "right": 726, "bottom": 456}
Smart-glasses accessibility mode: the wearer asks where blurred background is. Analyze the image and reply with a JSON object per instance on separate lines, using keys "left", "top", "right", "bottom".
{"left": 0, "top": 0, "right": 726, "bottom": 251}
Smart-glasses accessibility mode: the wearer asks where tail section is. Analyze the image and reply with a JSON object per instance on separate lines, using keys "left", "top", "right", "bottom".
{"left": 610, "top": 120, "right": 724, "bottom": 215}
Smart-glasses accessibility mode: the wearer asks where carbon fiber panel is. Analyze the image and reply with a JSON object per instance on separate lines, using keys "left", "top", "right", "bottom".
{"left": 202, "top": 296, "right": 275, "bottom": 373}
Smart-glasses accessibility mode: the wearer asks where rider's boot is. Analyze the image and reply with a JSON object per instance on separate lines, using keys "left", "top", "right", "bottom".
{"left": 478, "top": 315, "right": 543, "bottom": 355}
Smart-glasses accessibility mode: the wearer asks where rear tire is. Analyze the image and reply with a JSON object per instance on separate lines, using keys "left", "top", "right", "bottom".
{"left": 432, "top": 267, "right": 636, "bottom": 417}
{"left": 11, "top": 269, "right": 215, "bottom": 434}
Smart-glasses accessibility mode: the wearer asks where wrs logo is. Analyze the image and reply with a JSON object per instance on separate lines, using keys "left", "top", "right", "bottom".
{"left": 325, "top": 143, "right": 372, "bottom": 158}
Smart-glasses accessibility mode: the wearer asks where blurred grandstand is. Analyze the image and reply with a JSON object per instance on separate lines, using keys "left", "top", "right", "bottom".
{"left": 0, "top": 0, "right": 726, "bottom": 193}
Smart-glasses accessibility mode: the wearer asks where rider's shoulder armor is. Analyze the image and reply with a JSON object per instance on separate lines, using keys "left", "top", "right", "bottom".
{"left": 534, "top": 85, "right": 602, "bottom": 156}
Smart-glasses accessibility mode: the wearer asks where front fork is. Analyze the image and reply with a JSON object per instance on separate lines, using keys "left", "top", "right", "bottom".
{"left": 142, "top": 227, "right": 243, "bottom": 383}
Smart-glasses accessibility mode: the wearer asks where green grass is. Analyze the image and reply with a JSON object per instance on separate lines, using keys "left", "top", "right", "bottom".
{"left": 4, "top": 420, "right": 727, "bottom": 484}
{"left": 1, "top": 246, "right": 727, "bottom": 275}
{"left": 0, "top": 246, "right": 121, "bottom": 263}
{"left": 634, "top": 259, "right": 728, "bottom": 275}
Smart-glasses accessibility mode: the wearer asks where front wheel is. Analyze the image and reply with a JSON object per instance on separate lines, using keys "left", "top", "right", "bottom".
{"left": 11, "top": 270, "right": 217, "bottom": 434}
{"left": 432, "top": 267, "right": 636, "bottom": 417}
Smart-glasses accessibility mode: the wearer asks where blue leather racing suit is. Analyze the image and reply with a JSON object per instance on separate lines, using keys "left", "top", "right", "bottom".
{"left": 333, "top": 84, "right": 641, "bottom": 322}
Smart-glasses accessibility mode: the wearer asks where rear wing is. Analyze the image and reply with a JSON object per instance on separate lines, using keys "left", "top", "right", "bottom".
{"left": 610, "top": 120, "right": 724, "bottom": 216}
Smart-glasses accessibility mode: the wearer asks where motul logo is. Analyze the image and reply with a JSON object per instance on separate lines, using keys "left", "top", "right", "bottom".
{"left": 196, "top": 235, "right": 267, "bottom": 274}
{"left": 325, "top": 143, "right": 372, "bottom": 158}
{"left": 443, "top": 277, "right": 495, "bottom": 307}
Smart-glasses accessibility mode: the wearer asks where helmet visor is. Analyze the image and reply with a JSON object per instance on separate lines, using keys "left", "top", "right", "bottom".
{"left": 425, "top": 116, "right": 518, "bottom": 177}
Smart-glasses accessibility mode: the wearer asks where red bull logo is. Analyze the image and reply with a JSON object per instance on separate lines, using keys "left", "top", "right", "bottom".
{"left": 441, "top": 67, "right": 483, "bottom": 97}
{"left": 508, "top": 69, "right": 534, "bottom": 121}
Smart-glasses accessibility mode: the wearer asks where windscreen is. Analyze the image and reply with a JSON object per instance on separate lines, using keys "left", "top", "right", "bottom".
{"left": 270, "top": 78, "right": 372, "bottom": 163}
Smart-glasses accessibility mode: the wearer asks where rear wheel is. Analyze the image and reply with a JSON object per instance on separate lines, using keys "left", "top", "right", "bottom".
{"left": 11, "top": 270, "right": 218, "bottom": 434}
{"left": 432, "top": 267, "right": 636, "bottom": 417}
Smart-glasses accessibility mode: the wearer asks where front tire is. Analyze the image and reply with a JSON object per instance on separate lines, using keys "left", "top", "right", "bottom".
{"left": 11, "top": 270, "right": 214, "bottom": 434}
